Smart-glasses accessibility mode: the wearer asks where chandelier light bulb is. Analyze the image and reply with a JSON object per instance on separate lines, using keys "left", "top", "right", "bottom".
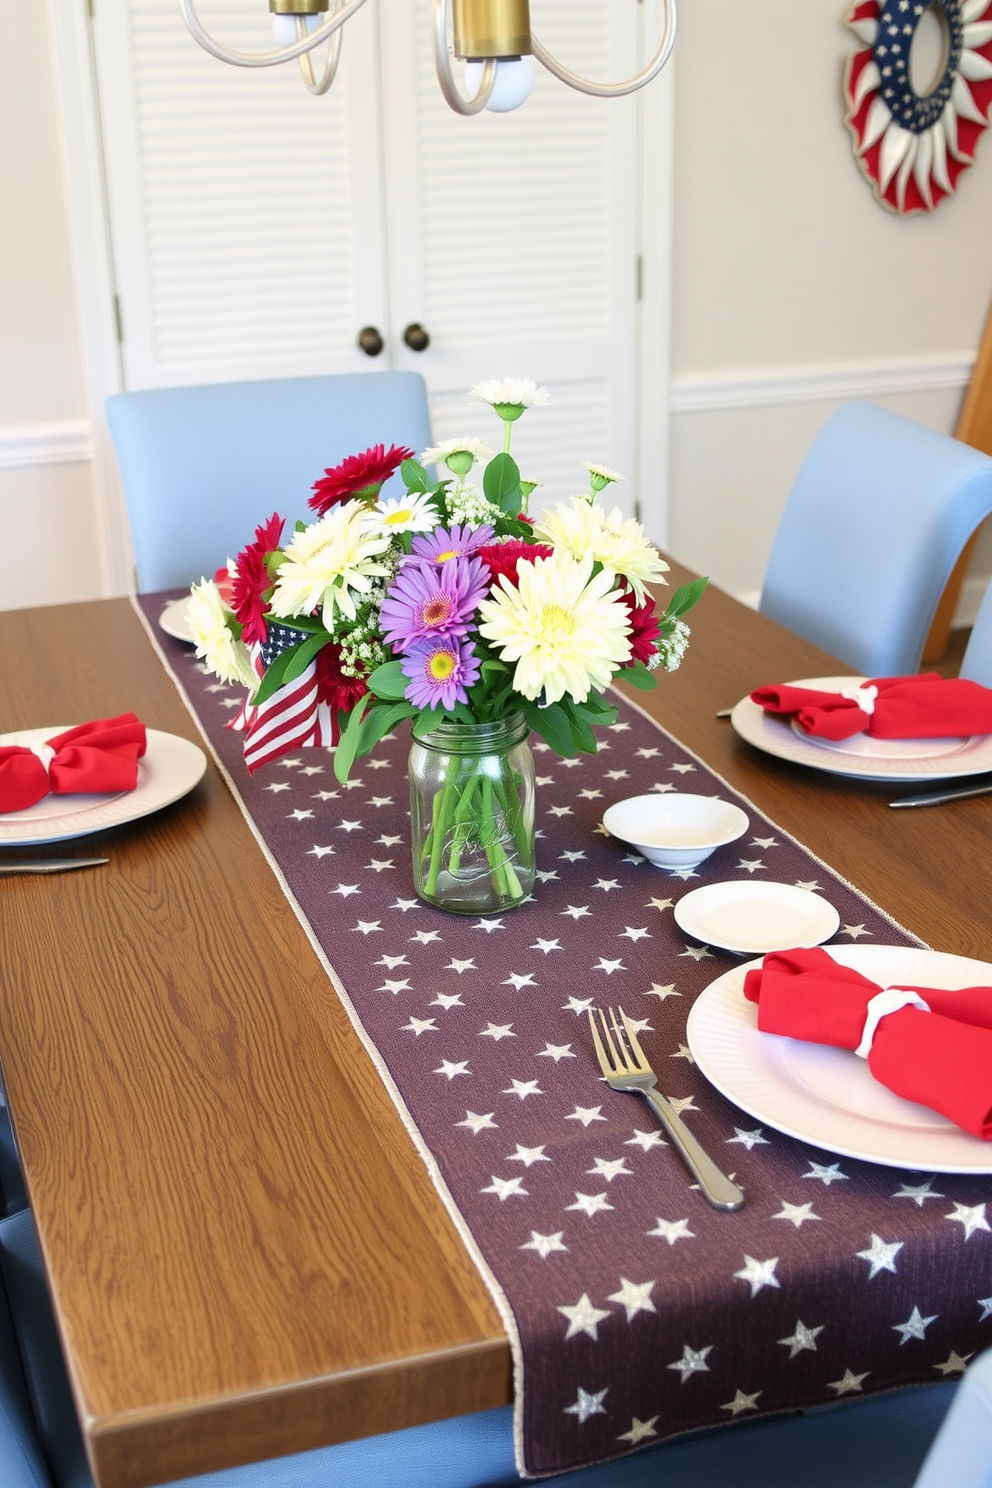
{"left": 271, "top": 12, "right": 322, "bottom": 47}
{"left": 464, "top": 55, "right": 534, "bottom": 113}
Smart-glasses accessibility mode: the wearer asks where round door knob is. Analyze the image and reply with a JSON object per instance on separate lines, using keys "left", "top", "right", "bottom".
{"left": 357, "top": 326, "right": 384, "bottom": 357}
{"left": 403, "top": 322, "right": 430, "bottom": 352}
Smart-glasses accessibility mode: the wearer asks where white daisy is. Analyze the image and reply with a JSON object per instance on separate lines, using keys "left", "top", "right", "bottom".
{"left": 468, "top": 378, "right": 551, "bottom": 413}
{"left": 535, "top": 497, "right": 669, "bottom": 605}
{"left": 420, "top": 436, "right": 493, "bottom": 465}
{"left": 368, "top": 491, "right": 440, "bottom": 536}
{"left": 269, "top": 503, "right": 393, "bottom": 628}
{"left": 478, "top": 549, "right": 632, "bottom": 705}
{"left": 583, "top": 460, "right": 624, "bottom": 494}
{"left": 186, "top": 578, "right": 257, "bottom": 689}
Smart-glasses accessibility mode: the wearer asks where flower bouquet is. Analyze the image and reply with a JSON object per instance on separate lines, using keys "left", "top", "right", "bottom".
{"left": 189, "top": 378, "right": 706, "bottom": 913}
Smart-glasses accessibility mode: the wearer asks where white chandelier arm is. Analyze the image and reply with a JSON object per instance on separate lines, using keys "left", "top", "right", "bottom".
{"left": 531, "top": 0, "right": 677, "bottom": 98}
{"left": 431, "top": 0, "right": 497, "bottom": 115}
{"left": 178, "top": 0, "right": 368, "bottom": 69}
{"left": 296, "top": 10, "right": 342, "bottom": 95}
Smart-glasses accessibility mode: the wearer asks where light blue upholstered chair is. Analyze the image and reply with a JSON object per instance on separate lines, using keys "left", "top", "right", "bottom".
{"left": 759, "top": 402, "right": 992, "bottom": 677}
{"left": 0, "top": 1206, "right": 964, "bottom": 1488}
{"left": 106, "top": 373, "right": 434, "bottom": 592}
{"left": 960, "top": 576, "right": 992, "bottom": 690}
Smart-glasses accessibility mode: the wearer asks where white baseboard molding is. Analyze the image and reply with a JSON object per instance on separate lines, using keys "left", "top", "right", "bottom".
{"left": 733, "top": 576, "right": 988, "bottom": 634}
{"left": 671, "top": 352, "right": 974, "bottom": 414}
{"left": 0, "top": 421, "right": 94, "bottom": 471}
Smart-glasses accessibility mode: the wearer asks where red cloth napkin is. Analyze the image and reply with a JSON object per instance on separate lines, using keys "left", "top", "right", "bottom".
{"left": 0, "top": 714, "right": 147, "bottom": 814}
{"left": 744, "top": 947, "right": 992, "bottom": 1139}
{"left": 750, "top": 674, "right": 992, "bottom": 741}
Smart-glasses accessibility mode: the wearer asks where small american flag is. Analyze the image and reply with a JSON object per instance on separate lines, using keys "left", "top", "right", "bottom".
{"left": 228, "top": 623, "right": 338, "bottom": 772}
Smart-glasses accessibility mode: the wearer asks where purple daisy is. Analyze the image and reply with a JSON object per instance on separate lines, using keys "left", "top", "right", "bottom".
{"left": 408, "top": 523, "right": 495, "bottom": 567}
{"left": 379, "top": 554, "right": 489, "bottom": 647}
{"left": 401, "top": 637, "right": 481, "bottom": 711}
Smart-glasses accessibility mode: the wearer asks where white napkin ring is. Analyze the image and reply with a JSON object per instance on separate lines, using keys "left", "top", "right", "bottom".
{"left": 29, "top": 741, "right": 56, "bottom": 773}
{"left": 839, "top": 684, "right": 878, "bottom": 715}
{"left": 854, "top": 986, "right": 930, "bottom": 1058}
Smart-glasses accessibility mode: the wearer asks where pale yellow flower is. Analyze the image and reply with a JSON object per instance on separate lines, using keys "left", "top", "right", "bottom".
{"left": 535, "top": 497, "right": 669, "bottom": 605}
{"left": 478, "top": 549, "right": 632, "bottom": 705}
{"left": 186, "top": 578, "right": 257, "bottom": 689}
{"left": 269, "top": 503, "right": 392, "bottom": 628}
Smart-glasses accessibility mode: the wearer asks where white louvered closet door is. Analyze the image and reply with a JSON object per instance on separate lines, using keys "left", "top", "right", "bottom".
{"left": 90, "top": 0, "right": 388, "bottom": 387}
{"left": 379, "top": 0, "right": 641, "bottom": 520}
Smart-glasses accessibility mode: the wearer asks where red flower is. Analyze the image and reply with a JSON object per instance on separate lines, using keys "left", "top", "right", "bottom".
{"left": 478, "top": 540, "right": 554, "bottom": 590}
{"left": 619, "top": 588, "right": 661, "bottom": 666}
{"left": 232, "top": 512, "right": 285, "bottom": 646}
{"left": 309, "top": 443, "right": 414, "bottom": 516}
{"left": 315, "top": 644, "right": 368, "bottom": 716}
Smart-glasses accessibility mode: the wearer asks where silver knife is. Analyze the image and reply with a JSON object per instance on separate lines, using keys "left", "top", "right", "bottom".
{"left": 0, "top": 857, "right": 109, "bottom": 875}
{"left": 890, "top": 782, "right": 992, "bottom": 808}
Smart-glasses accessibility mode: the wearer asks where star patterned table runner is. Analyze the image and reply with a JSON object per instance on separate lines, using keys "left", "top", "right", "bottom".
{"left": 138, "top": 594, "right": 992, "bottom": 1478}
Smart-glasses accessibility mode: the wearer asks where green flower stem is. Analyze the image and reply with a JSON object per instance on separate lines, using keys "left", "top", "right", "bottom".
{"left": 420, "top": 752, "right": 530, "bottom": 906}
{"left": 492, "top": 770, "right": 531, "bottom": 863}
{"left": 479, "top": 776, "right": 519, "bottom": 900}
{"left": 424, "top": 756, "right": 460, "bottom": 895}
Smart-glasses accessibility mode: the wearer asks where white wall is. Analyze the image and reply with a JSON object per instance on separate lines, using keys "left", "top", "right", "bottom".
{"left": 5, "top": 0, "right": 992, "bottom": 616}
{"left": 668, "top": 0, "right": 992, "bottom": 609}
{"left": 0, "top": 5, "right": 104, "bottom": 609}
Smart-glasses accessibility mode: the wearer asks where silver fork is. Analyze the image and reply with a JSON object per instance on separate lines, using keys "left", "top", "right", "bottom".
{"left": 589, "top": 1007, "right": 745, "bottom": 1212}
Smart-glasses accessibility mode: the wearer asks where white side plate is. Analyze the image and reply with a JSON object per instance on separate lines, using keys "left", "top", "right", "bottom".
{"left": 674, "top": 881, "right": 840, "bottom": 955}
{"left": 159, "top": 596, "right": 195, "bottom": 643}
{"left": 687, "top": 944, "right": 992, "bottom": 1172}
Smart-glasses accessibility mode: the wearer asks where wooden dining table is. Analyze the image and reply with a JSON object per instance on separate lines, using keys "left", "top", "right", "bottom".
{"left": 1, "top": 567, "right": 991, "bottom": 1488}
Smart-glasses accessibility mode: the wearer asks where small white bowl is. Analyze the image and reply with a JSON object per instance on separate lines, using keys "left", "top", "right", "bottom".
{"left": 602, "top": 793, "right": 749, "bottom": 870}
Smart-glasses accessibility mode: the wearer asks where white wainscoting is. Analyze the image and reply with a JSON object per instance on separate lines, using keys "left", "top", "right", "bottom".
{"left": 0, "top": 421, "right": 94, "bottom": 470}
{"left": 670, "top": 352, "right": 973, "bottom": 414}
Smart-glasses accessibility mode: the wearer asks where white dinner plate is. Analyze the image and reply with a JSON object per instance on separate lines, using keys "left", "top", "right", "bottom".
{"left": 0, "top": 727, "right": 207, "bottom": 845}
{"left": 159, "top": 596, "right": 194, "bottom": 643}
{"left": 686, "top": 944, "right": 992, "bottom": 1172}
{"left": 730, "top": 676, "right": 992, "bottom": 782}
{"left": 674, "top": 881, "right": 840, "bottom": 955}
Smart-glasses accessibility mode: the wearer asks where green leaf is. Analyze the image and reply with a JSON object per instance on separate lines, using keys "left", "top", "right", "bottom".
{"left": 366, "top": 659, "right": 409, "bottom": 700}
{"left": 617, "top": 660, "right": 657, "bottom": 691}
{"left": 558, "top": 698, "right": 597, "bottom": 754}
{"left": 251, "top": 641, "right": 308, "bottom": 707}
{"left": 663, "top": 576, "right": 708, "bottom": 621}
{"left": 333, "top": 695, "right": 373, "bottom": 783}
{"left": 521, "top": 699, "right": 576, "bottom": 757}
{"left": 272, "top": 614, "right": 325, "bottom": 634}
{"left": 483, "top": 452, "right": 522, "bottom": 514}
{"left": 400, "top": 458, "right": 432, "bottom": 493}
{"left": 577, "top": 690, "right": 617, "bottom": 720}
{"left": 357, "top": 699, "right": 417, "bottom": 752}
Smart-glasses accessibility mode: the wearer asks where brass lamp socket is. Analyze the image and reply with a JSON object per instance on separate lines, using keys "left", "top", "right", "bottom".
{"left": 269, "top": 0, "right": 328, "bottom": 14}
{"left": 453, "top": 0, "right": 532, "bottom": 59}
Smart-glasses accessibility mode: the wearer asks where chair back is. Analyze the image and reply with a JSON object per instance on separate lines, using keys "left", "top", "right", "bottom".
{"left": 759, "top": 402, "right": 992, "bottom": 676}
{"left": 913, "top": 1346, "right": 992, "bottom": 1487}
{"left": 106, "top": 372, "right": 433, "bottom": 592}
{"left": 960, "top": 578, "right": 992, "bottom": 690}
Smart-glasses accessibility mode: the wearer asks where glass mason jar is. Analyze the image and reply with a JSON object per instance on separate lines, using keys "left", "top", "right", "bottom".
{"left": 408, "top": 712, "right": 536, "bottom": 914}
